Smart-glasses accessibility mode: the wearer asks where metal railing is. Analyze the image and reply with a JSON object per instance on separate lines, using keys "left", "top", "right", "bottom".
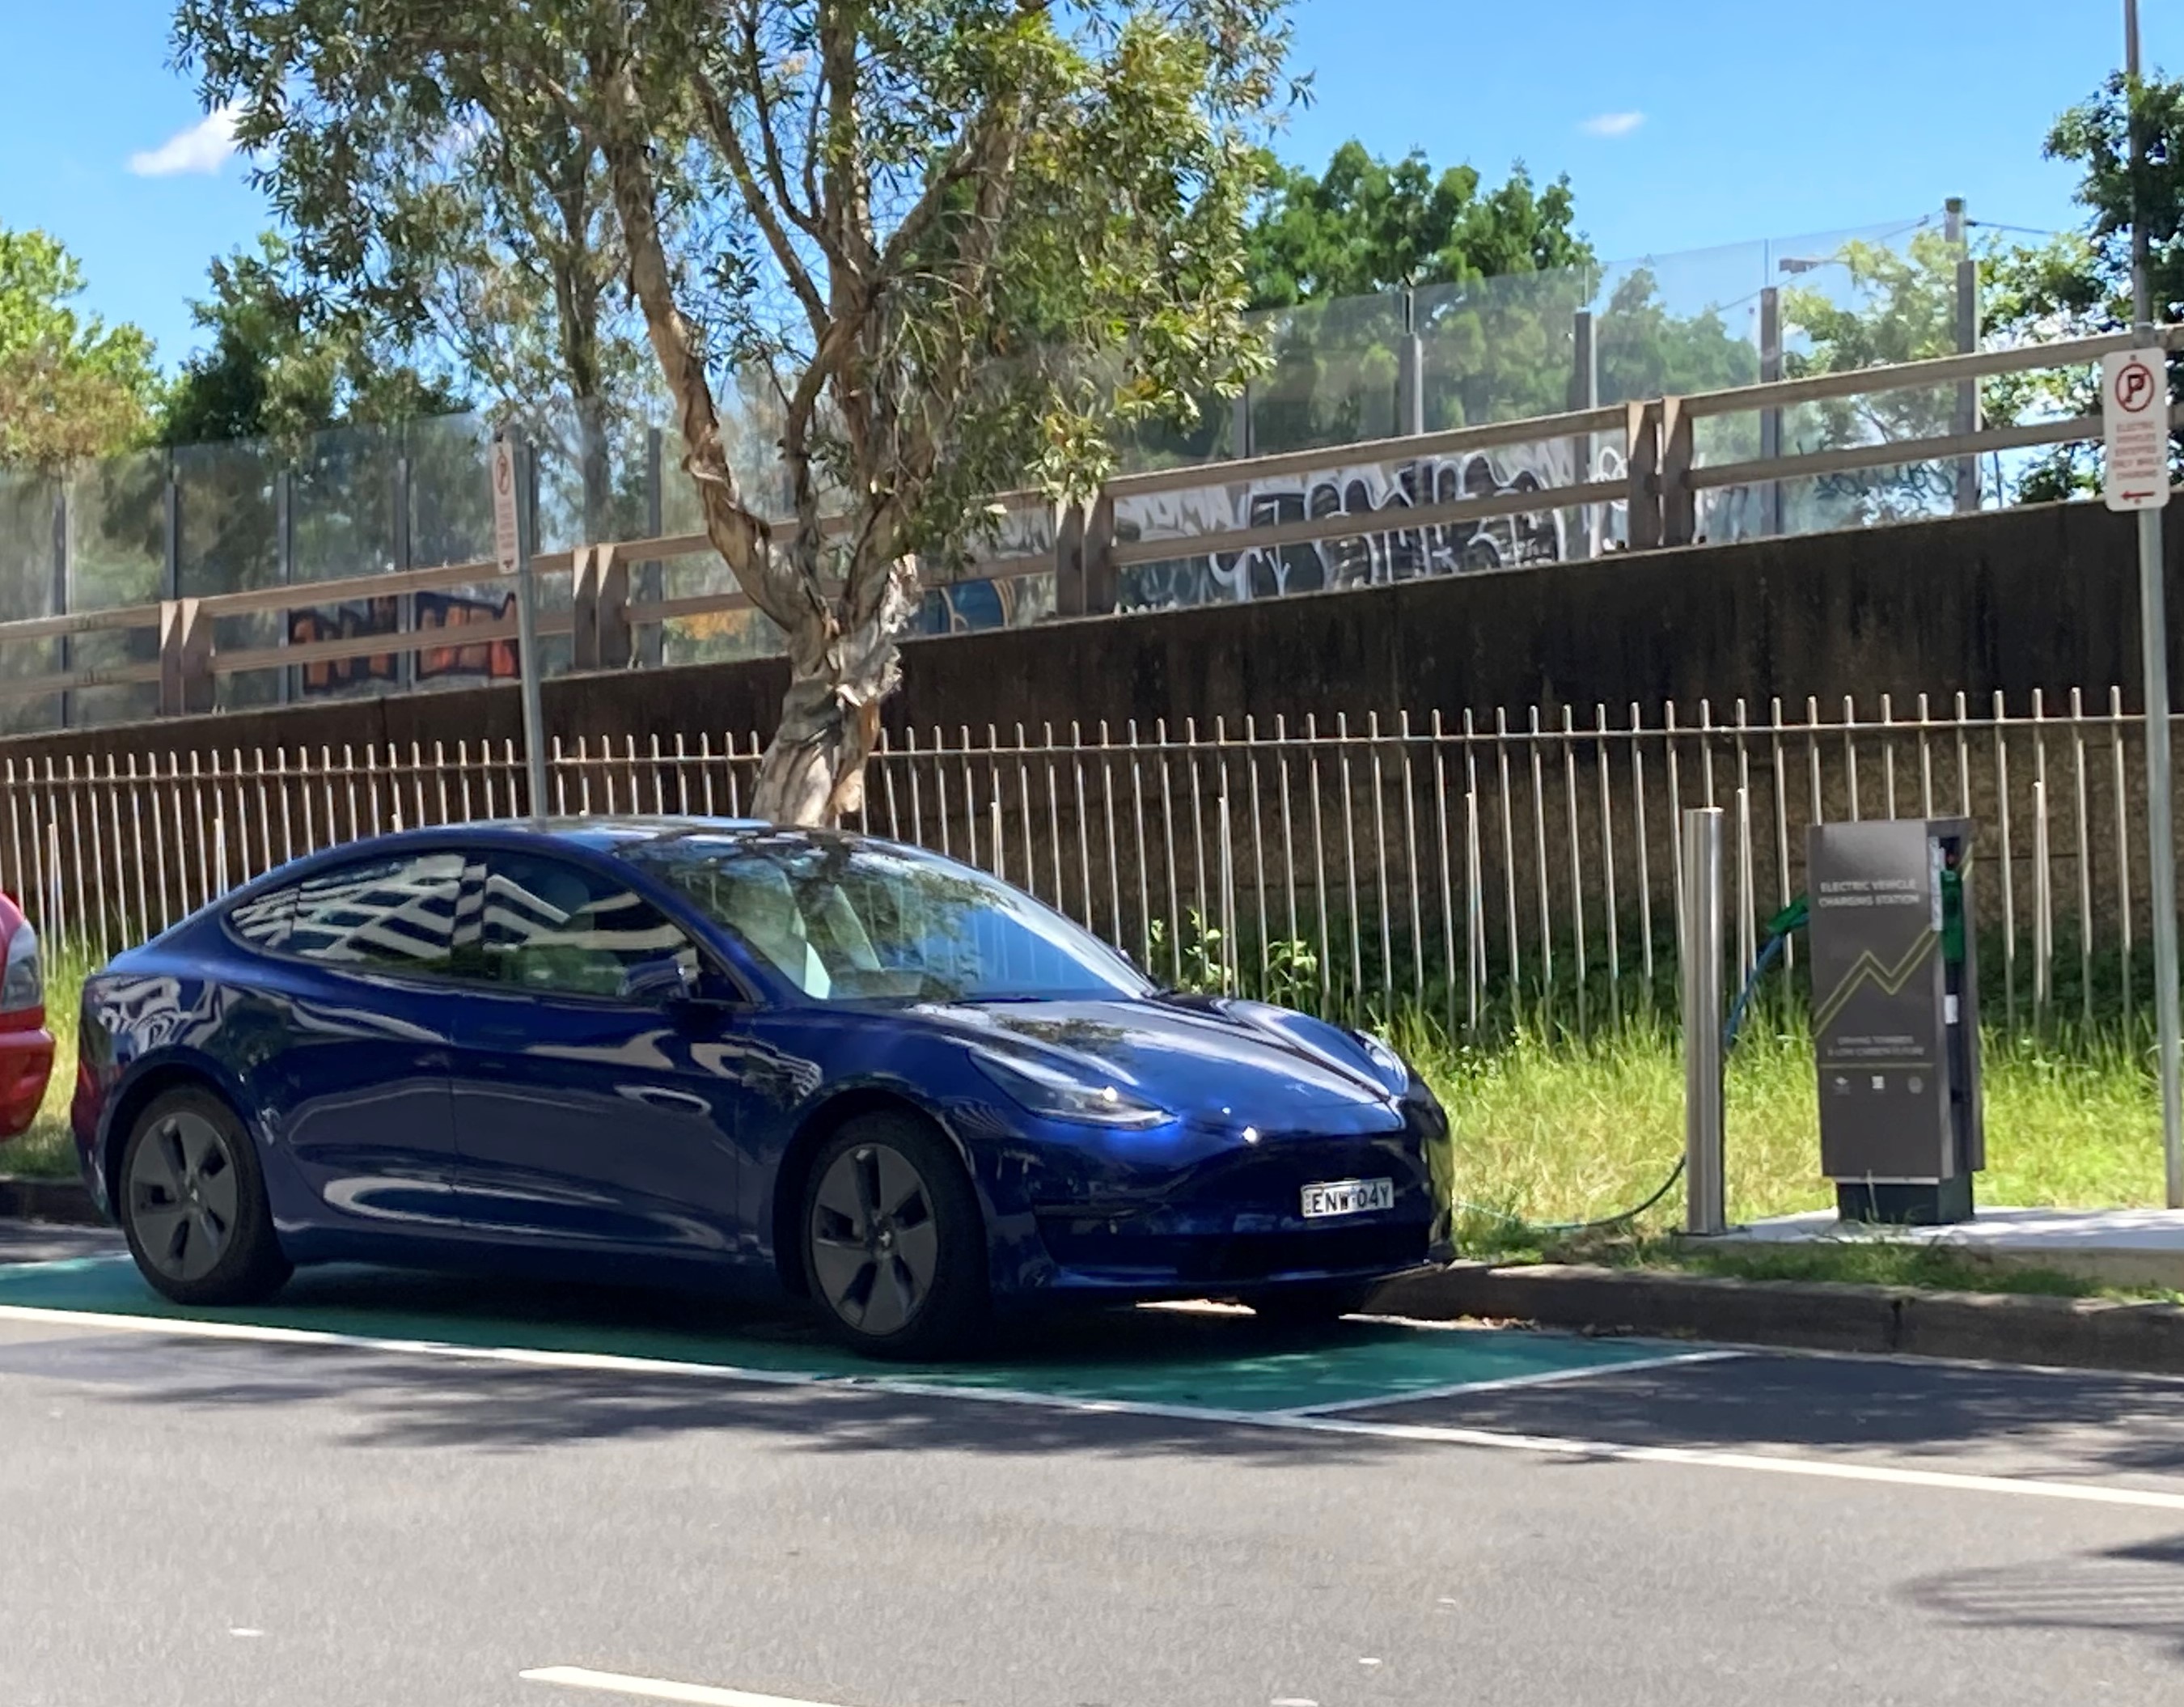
{"left": 0, "top": 323, "right": 2177, "bottom": 729}
{"left": 12, "top": 688, "right": 2169, "bottom": 1040}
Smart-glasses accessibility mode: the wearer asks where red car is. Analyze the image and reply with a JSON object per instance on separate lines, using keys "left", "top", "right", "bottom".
{"left": 0, "top": 892, "right": 53, "bottom": 1139}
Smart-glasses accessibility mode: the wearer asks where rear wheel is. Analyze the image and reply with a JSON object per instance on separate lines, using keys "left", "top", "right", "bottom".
{"left": 801, "top": 1113, "right": 987, "bottom": 1360}
{"left": 117, "top": 1088, "right": 291, "bottom": 1307}
{"left": 1249, "top": 1280, "right": 1382, "bottom": 1328}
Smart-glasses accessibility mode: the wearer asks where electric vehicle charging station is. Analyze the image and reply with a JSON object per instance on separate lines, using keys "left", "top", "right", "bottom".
{"left": 1806, "top": 819, "right": 1983, "bottom": 1225}
{"left": 1681, "top": 811, "right": 1987, "bottom": 1235}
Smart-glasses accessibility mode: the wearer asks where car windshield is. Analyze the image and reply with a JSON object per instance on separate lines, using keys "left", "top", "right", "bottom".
{"left": 626, "top": 833, "right": 1151, "bottom": 1004}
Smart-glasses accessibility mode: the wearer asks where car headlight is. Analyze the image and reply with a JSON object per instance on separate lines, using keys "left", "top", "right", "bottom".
{"left": 1, "top": 922, "right": 41, "bottom": 1015}
{"left": 971, "top": 1048, "right": 1171, "bottom": 1129}
{"left": 1357, "top": 1029, "right": 1407, "bottom": 1083}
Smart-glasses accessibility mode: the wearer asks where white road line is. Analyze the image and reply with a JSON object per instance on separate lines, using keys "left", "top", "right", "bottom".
{"left": 5, "top": 1296, "right": 2184, "bottom": 1512}
{"left": 1666, "top": 1332, "right": 2184, "bottom": 1388}
{"left": 1280, "top": 1413, "right": 2184, "bottom": 1513}
{"left": 522, "top": 1665, "right": 846, "bottom": 1706}
{"left": 1287, "top": 1349, "right": 1746, "bottom": 1414}
{"left": 878, "top": 1373, "right": 2184, "bottom": 1512}
{"left": 27, "top": 1260, "right": 2182, "bottom": 1385}
{"left": 0, "top": 1302, "right": 834, "bottom": 1389}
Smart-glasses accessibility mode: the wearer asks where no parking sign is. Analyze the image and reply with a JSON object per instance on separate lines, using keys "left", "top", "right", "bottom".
{"left": 491, "top": 434, "right": 521, "bottom": 570}
{"left": 2101, "top": 347, "right": 2170, "bottom": 511}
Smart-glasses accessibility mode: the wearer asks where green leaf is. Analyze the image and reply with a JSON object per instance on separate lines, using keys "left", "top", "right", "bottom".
{"left": 0, "top": 228, "right": 163, "bottom": 469}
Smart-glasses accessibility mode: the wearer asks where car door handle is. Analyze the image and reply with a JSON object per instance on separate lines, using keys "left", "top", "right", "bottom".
{"left": 620, "top": 1086, "right": 713, "bottom": 1116}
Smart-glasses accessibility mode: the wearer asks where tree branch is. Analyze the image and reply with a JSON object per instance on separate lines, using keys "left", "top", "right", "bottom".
{"left": 874, "top": 0, "right": 1048, "bottom": 281}
{"left": 819, "top": 2, "right": 877, "bottom": 281}
{"left": 690, "top": 62, "right": 828, "bottom": 335}
{"left": 800, "top": 42, "right": 826, "bottom": 231}
{"left": 737, "top": 6, "right": 820, "bottom": 240}
{"left": 888, "top": 100, "right": 1028, "bottom": 497}
{"left": 594, "top": 53, "right": 800, "bottom": 630}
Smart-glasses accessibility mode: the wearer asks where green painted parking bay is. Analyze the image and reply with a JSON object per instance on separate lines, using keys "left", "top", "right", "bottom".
{"left": 0, "top": 1255, "right": 1697, "bottom": 1413}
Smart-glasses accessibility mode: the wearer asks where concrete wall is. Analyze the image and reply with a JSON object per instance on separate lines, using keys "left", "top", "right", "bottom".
{"left": 4, "top": 496, "right": 2169, "bottom": 771}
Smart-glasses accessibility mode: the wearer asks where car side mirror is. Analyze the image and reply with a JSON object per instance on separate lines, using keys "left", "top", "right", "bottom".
{"left": 620, "top": 954, "right": 696, "bottom": 1007}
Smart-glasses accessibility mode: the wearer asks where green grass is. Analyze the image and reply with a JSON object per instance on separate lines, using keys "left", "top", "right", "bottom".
{"left": 6, "top": 957, "right": 2173, "bottom": 1304}
{"left": 1636, "top": 1239, "right": 2117, "bottom": 1298}
{"left": 1392, "top": 1005, "right": 2166, "bottom": 1247}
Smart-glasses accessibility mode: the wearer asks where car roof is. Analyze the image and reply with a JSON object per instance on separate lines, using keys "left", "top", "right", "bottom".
{"left": 488, "top": 815, "right": 772, "bottom": 852}
{"left": 350, "top": 815, "right": 879, "bottom": 855}
{"left": 189, "top": 817, "right": 942, "bottom": 925}
{"left": 141, "top": 817, "right": 949, "bottom": 959}
{"left": 255, "top": 815, "right": 921, "bottom": 878}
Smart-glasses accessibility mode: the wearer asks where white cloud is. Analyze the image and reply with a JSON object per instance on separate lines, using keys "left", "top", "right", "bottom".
{"left": 128, "top": 104, "right": 241, "bottom": 178}
{"left": 1579, "top": 110, "right": 1646, "bottom": 140}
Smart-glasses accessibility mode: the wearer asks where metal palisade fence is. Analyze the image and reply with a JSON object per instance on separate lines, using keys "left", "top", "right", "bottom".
{"left": 7, "top": 688, "right": 2171, "bottom": 1039}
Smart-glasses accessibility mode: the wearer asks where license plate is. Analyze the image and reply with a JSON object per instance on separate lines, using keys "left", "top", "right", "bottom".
{"left": 1300, "top": 1176, "right": 1395, "bottom": 1218}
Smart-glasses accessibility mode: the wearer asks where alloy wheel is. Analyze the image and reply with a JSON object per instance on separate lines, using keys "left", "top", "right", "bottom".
{"left": 126, "top": 1110, "right": 241, "bottom": 1285}
{"left": 808, "top": 1142, "right": 942, "bottom": 1337}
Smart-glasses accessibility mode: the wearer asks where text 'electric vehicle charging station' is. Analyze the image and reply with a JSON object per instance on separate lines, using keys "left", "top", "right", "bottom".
{"left": 1807, "top": 820, "right": 1983, "bottom": 1225}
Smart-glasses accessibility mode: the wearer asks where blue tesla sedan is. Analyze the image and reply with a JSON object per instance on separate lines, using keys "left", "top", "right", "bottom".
{"left": 70, "top": 820, "right": 1454, "bottom": 1357}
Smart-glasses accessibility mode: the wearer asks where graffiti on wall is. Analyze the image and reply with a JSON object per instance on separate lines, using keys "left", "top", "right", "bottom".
{"left": 1809, "top": 462, "right": 1959, "bottom": 514}
{"left": 287, "top": 598, "right": 399, "bottom": 694}
{"left": 416, "top": 590, "right": 519, "bottom": 681}
{"left": 908, "top": 498, "right": 1059, "bottom": 637}
{"left": 914, "top": 573, "right": 1056, "bottom": 637}
{"left": 287, "top": 589, "right": 520, "bottom": 695}
{"left": 1111, "top": 445, "right": 1602, "bottom": 611}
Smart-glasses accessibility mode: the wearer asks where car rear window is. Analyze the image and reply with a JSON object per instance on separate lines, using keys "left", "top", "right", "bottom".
{"left": 229, "top": 852, "right": 468, "bottom": 975}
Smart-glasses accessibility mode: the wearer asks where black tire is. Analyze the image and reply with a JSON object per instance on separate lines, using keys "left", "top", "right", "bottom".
{"left": 117, "top": 1087, "right": 292, "bottom": 1307}
{"left": 1249, "top": 1280, "right": 1382, "bottom": 1328}
{"left": 800, "top": 1112, "right": 988, "bottom": 1360}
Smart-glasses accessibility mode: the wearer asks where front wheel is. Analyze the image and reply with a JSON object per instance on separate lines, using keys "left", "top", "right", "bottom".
{"left": 1249, "top": 1280, "right": 1382, "bottom": 1328}
{"left": 802, "top": 1114, "right": 988, "bottom": 1361}
{"left": 117, "top": 1088, "right": 291, "bottom": 1307}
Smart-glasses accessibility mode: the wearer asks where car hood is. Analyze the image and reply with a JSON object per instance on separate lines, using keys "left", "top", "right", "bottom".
{"left": 908, "top": 995, "right": 1404, "bottom": 1126}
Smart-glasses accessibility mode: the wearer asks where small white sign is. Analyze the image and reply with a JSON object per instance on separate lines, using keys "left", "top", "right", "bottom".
{"left": 2101, "top": 348, "right": 2169, "bottom": 512}
{"left": 490, "top": 436, "right": 520, "bottom": 572}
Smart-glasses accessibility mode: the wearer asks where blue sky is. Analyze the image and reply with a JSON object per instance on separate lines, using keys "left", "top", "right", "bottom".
{"left": 0, "top": 0, "right": 2175, "bottom": 371}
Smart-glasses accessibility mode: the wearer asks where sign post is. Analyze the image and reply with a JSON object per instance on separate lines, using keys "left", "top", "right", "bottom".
{"left": 492, "top": 431, "right": 549, "bottom": 820}
{"left": 1681, "top": 807, "right": 1726, "bottom": 1236}
{"left": 2121, "top": 0, "right": 2182, "bottom": 1209}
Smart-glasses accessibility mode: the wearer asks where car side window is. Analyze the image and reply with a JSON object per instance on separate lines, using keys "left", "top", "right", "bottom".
{"left": 272, "top": 852, "right": 468, "bottom": 975}
{"left": 481, "top": 852, "right": 696, "bottom": 1001}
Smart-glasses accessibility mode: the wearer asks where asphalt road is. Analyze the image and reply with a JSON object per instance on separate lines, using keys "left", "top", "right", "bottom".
{"left": 3, "top": 1226, "right": 2183, "bottom": 1707}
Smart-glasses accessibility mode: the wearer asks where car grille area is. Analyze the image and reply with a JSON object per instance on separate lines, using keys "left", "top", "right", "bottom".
{"left": 1037, "top": 1217, "right": 1433, "bottom": 1284}
{"left": 1019, "top": 1122, "right": 1445, "bottom": 1286}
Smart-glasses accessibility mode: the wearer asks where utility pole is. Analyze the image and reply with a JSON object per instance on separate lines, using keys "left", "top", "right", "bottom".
{"left": 492, "top": 429, "right": 548, "bottom": 819}
{"left": 2126, "top": 0, "right": 2184, "bottom": 1208}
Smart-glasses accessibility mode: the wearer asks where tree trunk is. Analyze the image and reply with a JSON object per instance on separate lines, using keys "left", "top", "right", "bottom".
{"left": 574, "top": 394, "right": 612, "bottom": 544}
{"left": 747, "top": 546, "right": 921, "bottom": 824}
{"left": 751, "top": 670, "right": 878, "bottom": 825}
{"left": 597, "top": 66, "right": 920, "bottom": 828}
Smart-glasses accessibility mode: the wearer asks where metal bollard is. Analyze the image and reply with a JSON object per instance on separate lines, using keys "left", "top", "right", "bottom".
{"left": 1681, "top": 807, "right": 1727, "bottom": 1235}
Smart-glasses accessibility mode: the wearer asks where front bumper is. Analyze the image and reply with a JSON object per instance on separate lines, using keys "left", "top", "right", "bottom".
{"left": 971, "top": 1085, "right": 1455, "bottom": 1298}
{"left": 1034, "top": 1133, "right": 1445, "bottom": 1290}
{"left": 1036, "top": 1219, "right": 1447, "bottom": 1296}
